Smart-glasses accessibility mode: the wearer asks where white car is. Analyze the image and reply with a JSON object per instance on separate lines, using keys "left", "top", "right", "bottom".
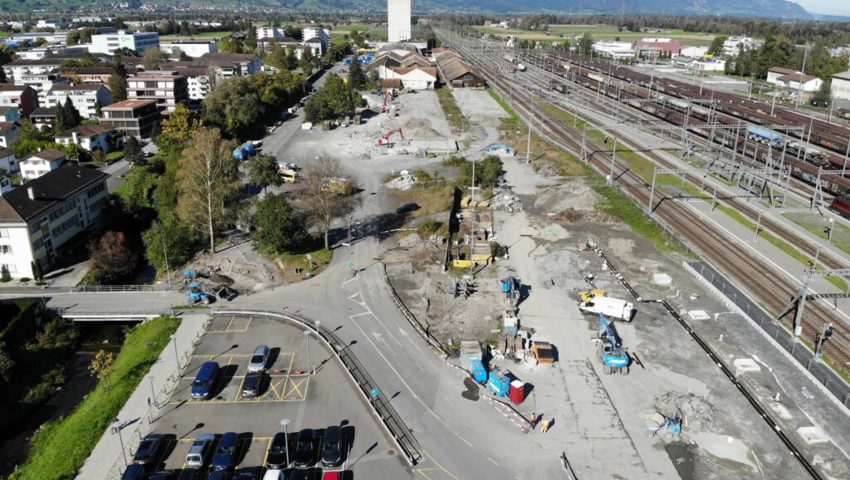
{"left": 263, "top": 469, "right": 285, "bottom": 480}
{"left": 248, "top": 345, "right": 270, "bottom": 372}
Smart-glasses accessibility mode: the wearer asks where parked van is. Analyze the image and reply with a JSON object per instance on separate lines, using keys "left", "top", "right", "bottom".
{"left": 578, "top": 296, "right": 635, "bottom": 322}
{"left": 190, "top": 362, "right": 220, "bottom": 400}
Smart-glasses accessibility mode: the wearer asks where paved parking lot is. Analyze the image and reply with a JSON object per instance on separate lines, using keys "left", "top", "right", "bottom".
{"left": 148, "top": 315, "right": 413, "bottom": 479}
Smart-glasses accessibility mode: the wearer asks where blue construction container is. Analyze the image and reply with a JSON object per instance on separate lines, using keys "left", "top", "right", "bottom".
{"left": 487, "top": 370, "right": 510, "bottom": 397}
{"left": 746, "top": 125, "right": 784, "bottom": 147}
{"left": 471, "top": 359, "right": 488, "bottom": 383}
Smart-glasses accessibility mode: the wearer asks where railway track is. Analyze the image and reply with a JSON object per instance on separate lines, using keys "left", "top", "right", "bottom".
{"left": 441, "top": 34, "right": 850, "bottom": 382}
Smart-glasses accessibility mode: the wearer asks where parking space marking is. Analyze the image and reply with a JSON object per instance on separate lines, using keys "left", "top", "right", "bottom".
{"left": 281, "top": 375, "right": 310, "bottom": 401}
{"left": 207, "top": 316, "right": 252, "bottom": 333}
{"left": 416, "top": 451, "right": 461, "bottom": 480}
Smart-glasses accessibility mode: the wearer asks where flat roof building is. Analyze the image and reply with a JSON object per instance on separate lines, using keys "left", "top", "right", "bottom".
{"left": 100, "top": 99, "right": 161, "bottom": 139}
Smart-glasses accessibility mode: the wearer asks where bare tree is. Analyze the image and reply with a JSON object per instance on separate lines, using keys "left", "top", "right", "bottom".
{"left": 297, "top": 157, "right": 359, "bottom": 249}
{"left": 177, "top": 127, "right": 241, "bottom": 253}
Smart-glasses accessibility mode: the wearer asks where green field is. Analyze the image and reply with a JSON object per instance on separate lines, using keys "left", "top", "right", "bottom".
{"left": 476, "top": 24, "right": 717, "bottom": 46}
{"left": 12, "top": 317, "right": 181, "bottom": 480}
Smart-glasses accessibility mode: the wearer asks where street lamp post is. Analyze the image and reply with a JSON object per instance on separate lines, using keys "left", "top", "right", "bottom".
{"left": 304, "top": 330, "right": 312, "bottom": 375}
{"left": 280, "top": 418, "right": 291, "bottom": 468}
{"left": 113, "top": 418, "right": 128, "bottom": 466}
{"left": 170, "top": 335, "right": 180, "bottom": 370}
{"left": 149, "top": 375, "right": 157, "bottom": 408}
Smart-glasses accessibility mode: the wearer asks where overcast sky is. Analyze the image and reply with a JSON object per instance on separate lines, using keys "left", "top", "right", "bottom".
{"left": 790, "top": 0, "right": 850, "bottom": 16}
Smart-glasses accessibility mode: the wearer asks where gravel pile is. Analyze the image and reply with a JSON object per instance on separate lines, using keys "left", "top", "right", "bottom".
{"left": 655, "top": 391, "right": 715, "bottom": 431}
{"left": 386, "top": 170, "right": 417, "bottom": 190}
{"left": 491, "top": 189, "right": 523, "bottom": 212}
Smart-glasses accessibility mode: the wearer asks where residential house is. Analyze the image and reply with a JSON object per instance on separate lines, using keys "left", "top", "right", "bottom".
{"left": 767, "top": 67, "right": 799, "bottom": 85}
{"left": 60, "top": 66, "right": 126, "bottom": 85}
{"left": 0, "top": 85, "right": 40, "bottom": 117}
{"left": 0, "top": 176, "right": 11, "bottom": 195}
{"left": 0, "top": 165, "right": 109, "bottom": 278}
{"left": 0, "top": 147, "right": 17, "bottom": 173}
{"left": 100, "top": 99, "right": 161, "bottom": 138}
{"left": 89, "top": 30, "right": 160, "bottom": 55}
{"left": 0, "top": 122, "right": 19, "bottom": 148}
{"left": 17, "top": 48, "right": 51, "bottom": 60}
{"left": 0, "top": 107, "right": 20, "bottom": 123}
{"left": 196, "top": 52, "right": 261, "bottom": 76}
{"left": 16, "top": 70, "right": 70, "bottom": 104}
{"left": 380, "top": 66, "right": 437, "bottom": 90}
{"left": 54, "top": 125, "right": 120, "bottom": 153}
{"left": 30, "top": 107, "right": 58, "bottom": 132}
{"left": 776, "top": 73, "right": 823, "bottom": 93}
{"left": 680, "top": 46, "right": 709, "bottom": 58}
{"left": 169, "top": 67, "right": 212, "bottom": 101}
{"left": 36, "top": 19, "right": 67, "bottom": 30}
{"left": 44, "top": 84, "right": 112, "bottom": 119}
{"left": 3, "top": 58, "right": 65, "bottom": 83}
{"left": 723, "top": 36, "right": 759, "bottom": 56}
{"left": 20, "top": 149, "right": 66, "bottom": 181}
{"left": 127, "top": 70, "right": 189, "bottom": 114}
{"left": 256, "top": 27, "right": 287, "bottom": 40}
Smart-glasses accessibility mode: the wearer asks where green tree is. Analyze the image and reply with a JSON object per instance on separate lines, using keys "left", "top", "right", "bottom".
{"left": 578, "top": 32, "right": 594, "bottom": 56}
{"left": 0, "top": 341, "right": 13, "bottom": 385}
{"left": 124, "top": 136, "right": 145, "bottom": 165}
{"left": 155, "top": 104, "right": 198, "bottom": 153}
{"left": 253, "top": 193, "right": 310, "bottom": 252}
{"left": 142, "top": 220, "right": 198, "bottom": 272}
{"left": 347, "top": 54, "right": 366, "bottom": 91}
{"left": 57, "top": 97, "right": 81, "bottom": 131}
{"left": 812, "top": 79, "right": 832, "bottom": 106}
{"left": 304, "top": 73, "right": 362, "bottom": 122}
{"left": 203, "top": 76, "right": 262, "bottom": 136}
{"left": 33, "top": 37, "right": 48, "bottom": 47}
{"left": 708, "top": 35, "right": 727, "bottom": 56}
{"left": 13, "top": 119, "right": 53, "bottom": 158}
{"left": 142, "top": 47, "right": 167, "bottom": 70}
{"left": 94, "top": 98, "right": 102, "bottom": 118}
{"left": 109, "top": 54, "right": 128, "bottom": 102}
{"left": 176, "top": 127, "right": 241, "bottom": 253}
{"left": 247, "top": 154, "right": 281, "bottom": 193}
{"left": 0, "top": 44, "right": 16, "bottom": 66}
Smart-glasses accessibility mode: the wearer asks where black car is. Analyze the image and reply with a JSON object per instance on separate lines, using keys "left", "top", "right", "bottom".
{"left": 241, "top": 371, "right": 267, "bottom": 398}
{"left": 133, "top": 433, "right": 165, "bottom": 468}
{"left": 233, "top": 467, "right": 264, "bottom": 479}
{"left": 149, "top": 471, "right": 176, "bottom": 480}
{"left": 265, "top": 432, "right": 289, "bottom": 469}
{"left": 321, "top": 426, "right": 343, "bottom": 467}
{"left": 177, "top": 468, "right": 204, "bottom": 480}
{"left": 208, "top": 470, "right": 233, "bottom": 480}
{"left": 396, "top": 203, "right": 420, "bottom": 214}
{"left": 293, "top": 429, "right": 317, "bottom": 467}
{"left": 121, "top": 464, "right": 147, "bottom": 480}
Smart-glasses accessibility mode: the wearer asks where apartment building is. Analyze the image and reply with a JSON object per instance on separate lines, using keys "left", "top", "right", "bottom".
{"left": 127, "top": 70, "right": 189, "bottom": 114}
{"left": 44, "top": 84, "right": 112, "bottom": 119}
{"left": 20, "top": 149, "right": 66, "bottom": 181}
{"left": 100, "top": 99, "right": 161, "bottom": 138}
{"left": 0, "top": 166, "right": 109, "bottom": 278}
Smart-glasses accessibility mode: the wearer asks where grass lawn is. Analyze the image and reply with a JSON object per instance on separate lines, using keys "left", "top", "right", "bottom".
{"left": 436, "top": 88, "right": 468, "bottom": 133}
{"left": 275, "top": 247, "right": 333, "bottom": 282}
{"left": 106, "top": 151, "right": 124, "bottom": 161}
{"left": 12, "top": 317, "right": 181, "bottom": 480}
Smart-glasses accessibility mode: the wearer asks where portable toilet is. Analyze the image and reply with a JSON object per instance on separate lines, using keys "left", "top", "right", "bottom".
{"left": 509, "top": 380, "right": 526, "bottom": 405}
{"left": 487, "top": 370, "right": 510, "bottom": 397}
{"left": 470, "top": 359, "right": 488, "bottom": 383}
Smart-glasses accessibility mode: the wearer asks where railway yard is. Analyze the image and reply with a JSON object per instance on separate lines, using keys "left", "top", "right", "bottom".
{"left": 423, "top": 26, "right": 850, "bottom": 479}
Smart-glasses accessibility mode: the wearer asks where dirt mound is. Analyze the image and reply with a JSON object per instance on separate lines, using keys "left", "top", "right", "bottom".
{"left": 405, "top": 117, "right": 441, "bottom": 140}
{"left": 532, "top": 183, "right": 599, "bottom": 214}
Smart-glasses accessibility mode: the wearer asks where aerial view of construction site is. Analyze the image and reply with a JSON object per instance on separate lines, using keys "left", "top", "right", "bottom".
{"left": 3, "top": 3, "right": 850, "bottom": 480}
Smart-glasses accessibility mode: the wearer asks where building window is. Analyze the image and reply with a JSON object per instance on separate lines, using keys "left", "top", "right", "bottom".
{"left": 0, "top": 229, "right": 7, "bottom": 238}
{"left": 1, "top": 264, "right": 16, "bottom": 274}
{"left": 0, "top": 245, "right": 12, "bottom": 254}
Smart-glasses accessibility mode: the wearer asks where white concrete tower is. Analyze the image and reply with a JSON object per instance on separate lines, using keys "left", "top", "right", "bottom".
{"left": 387, "top": 0, "right": 411, "bottom": 42}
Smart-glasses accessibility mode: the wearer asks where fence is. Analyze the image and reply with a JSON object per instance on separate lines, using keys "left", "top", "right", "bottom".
{"left": 210, "top": 309, "right": 423, "bottom": 466}
{"left": 70, "top": 284, "right": 173, "bottom": 293}
{"left": 688, "top": 261, "right": 850, "bottom": 410}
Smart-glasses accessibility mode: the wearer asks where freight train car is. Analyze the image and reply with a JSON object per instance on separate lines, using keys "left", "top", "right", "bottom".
{"left": 746, "top": 126, "right": 784, "bottom": 148}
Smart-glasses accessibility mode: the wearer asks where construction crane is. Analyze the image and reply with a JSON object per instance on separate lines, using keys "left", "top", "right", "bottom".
{"left": 595, "top": 313, "right": 631, "bottom": 375}
{"left": 377, "top": 128, "right": 404, "bottom": 146}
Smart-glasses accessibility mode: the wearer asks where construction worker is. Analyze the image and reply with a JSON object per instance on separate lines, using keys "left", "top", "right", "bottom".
{"left": 541, "top": 418, "right": 551, "bottom": 433}
{"left": 530, "top": 412, "right": 538, "bottom": 427}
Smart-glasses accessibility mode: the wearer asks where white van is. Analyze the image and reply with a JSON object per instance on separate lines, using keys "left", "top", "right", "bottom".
{"left": 579, "top": 296, "right": 635, "bottom": 321}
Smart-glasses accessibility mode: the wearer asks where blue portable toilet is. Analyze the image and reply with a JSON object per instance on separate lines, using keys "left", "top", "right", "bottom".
{"left": 487, "top": 370, "right": 510, "bottom": 397}
{"left": 471, "top": 359, "right": 488, "bottom": 383}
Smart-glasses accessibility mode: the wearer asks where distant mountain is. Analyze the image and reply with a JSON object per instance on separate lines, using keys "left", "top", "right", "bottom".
{"left": 0, "top": 0, "right": 811, "bottom": 19}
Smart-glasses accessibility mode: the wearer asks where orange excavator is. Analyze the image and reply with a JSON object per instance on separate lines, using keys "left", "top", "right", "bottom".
{"left": 377, "top": 128, "right": 404, "bottom": 146}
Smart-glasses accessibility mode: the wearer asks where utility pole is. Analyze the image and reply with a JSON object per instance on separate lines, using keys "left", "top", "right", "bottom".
{"left": 796, "top": 44, "right": 810, "bottom": 109}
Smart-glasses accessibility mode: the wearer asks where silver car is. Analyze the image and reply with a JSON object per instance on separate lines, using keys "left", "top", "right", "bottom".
{"left": 186, "top": 434, "right": 216, "bottom": 468}
{"left": 248, "top": 345, "right": 270, "bottom": 372}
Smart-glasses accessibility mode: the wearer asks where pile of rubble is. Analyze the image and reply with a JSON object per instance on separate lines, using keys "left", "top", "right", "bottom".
{"left": 386, "top": 169, "right": 417, "bottom": 190}
{"left": 655, "top": 391, "right": 715, "bottom": 431}
{"left": 491, "top": 189, "right": 523, "bottom": 213}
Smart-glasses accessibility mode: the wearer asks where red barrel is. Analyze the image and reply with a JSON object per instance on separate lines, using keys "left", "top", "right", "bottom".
{"left": 509, "top": 380, "right": 525, "bottom": 404}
